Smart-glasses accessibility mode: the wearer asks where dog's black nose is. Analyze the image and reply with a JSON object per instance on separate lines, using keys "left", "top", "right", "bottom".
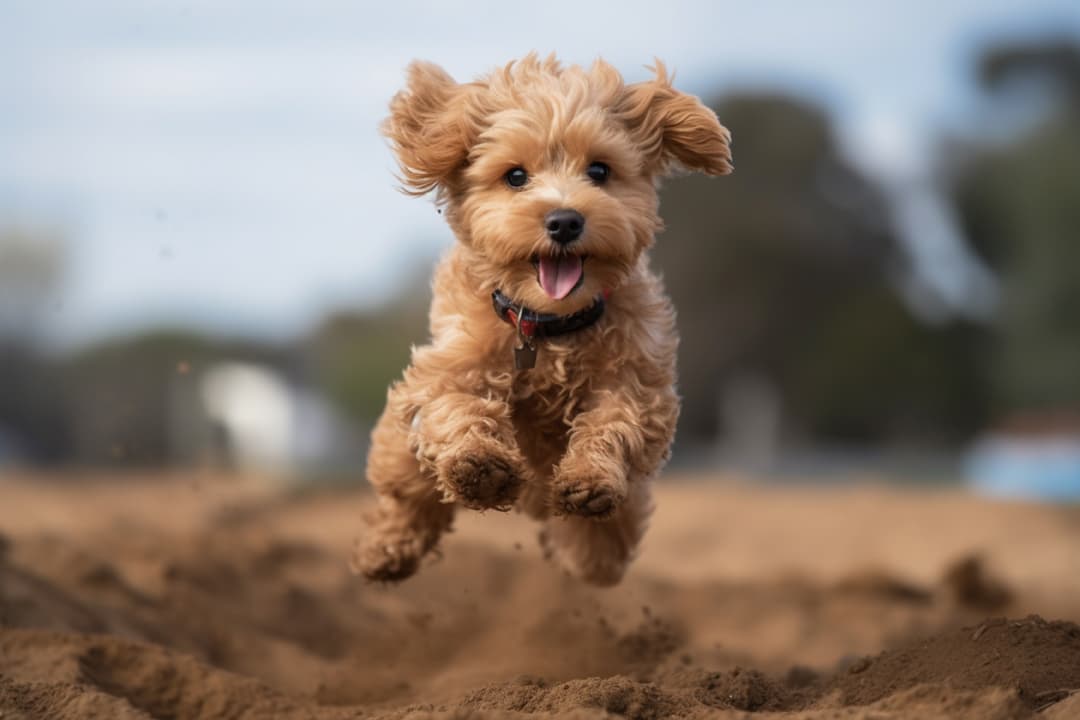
{"left": 544, "top": 208, "right": 585, "bottom": 244}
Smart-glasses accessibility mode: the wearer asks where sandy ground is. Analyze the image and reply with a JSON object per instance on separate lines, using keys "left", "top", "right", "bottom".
{"left": 1, "top": 470, "right": 1079, "bottom": 719}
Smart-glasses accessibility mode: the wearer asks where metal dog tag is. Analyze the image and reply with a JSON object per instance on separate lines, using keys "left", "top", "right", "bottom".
{"left": 514, "top": 342, "right": 537, "bottom": 370}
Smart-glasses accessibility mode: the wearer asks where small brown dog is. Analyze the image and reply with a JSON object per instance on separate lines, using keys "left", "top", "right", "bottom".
{"left": 354, "top": 55, "right": 731, "bottom": 586}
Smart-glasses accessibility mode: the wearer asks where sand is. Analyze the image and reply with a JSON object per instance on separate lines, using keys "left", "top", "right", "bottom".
{"left": 1, "top": 471, "right": 1079, "bottom": 719}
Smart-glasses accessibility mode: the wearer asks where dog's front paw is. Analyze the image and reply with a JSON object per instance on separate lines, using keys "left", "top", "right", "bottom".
{"left": 552, "top": 467, "right": 625, "bottom": 519}
{"left": 439, "top": 442, "right": 524, "bottom": 511}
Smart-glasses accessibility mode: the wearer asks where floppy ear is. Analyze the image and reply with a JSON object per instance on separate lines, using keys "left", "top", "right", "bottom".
{"left": 618, "top": 61, "right": 733, "bottom": 177}
{"left": 382, "top": 61, "right": 471, "bottom": 196}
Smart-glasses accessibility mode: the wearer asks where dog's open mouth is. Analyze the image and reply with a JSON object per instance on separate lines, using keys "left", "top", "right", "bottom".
{"left": 531, "top": 254, "right": 585, "bottom": 300}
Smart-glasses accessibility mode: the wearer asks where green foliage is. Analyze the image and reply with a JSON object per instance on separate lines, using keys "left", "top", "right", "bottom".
{"left": 978, "top": 41, "right": 1080, "bottom": 106}
{"left": 953, "top": 41, "right": 1080, "bottom": 414}
{"left": 306, "top": 295, "right": 429, "bottom": 426}
{"left": 58, "top": 330, "right": 287, "bottom": 466}
{"left": 786, "top": 287, "right": 988, "bottom": 443}
{"left": 654, "top": 94, "right": 986, "bottom": 444}
{"left": 0, "top": 344, "right": 70, "bottom": 463}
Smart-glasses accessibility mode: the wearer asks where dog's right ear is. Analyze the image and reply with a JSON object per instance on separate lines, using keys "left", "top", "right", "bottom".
{"left": 382, "top": 61, "right": 471, "bottom": 196}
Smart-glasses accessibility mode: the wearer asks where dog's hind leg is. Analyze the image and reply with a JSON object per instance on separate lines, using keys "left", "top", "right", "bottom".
{"left": 353, "top": 408, "right": 454, "bottom": 582}
{"left": 540, "top": 478, "right": 654, "bottom": 586}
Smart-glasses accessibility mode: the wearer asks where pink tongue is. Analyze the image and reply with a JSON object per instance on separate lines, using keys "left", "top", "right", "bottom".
{"left": 538, "top": 255, "right": 583, "bottom": 300}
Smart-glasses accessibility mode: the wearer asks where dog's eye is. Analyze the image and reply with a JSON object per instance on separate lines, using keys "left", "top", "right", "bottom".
{"left": 586, "top": 162, "right": 610, "bottom": 185}
{"left": 505, "top": 167, "right": 529, "bottom": 188}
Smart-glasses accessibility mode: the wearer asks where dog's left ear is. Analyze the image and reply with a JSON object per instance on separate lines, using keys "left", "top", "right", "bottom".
{"left": 618, "top": 61, "right": 732, "bottom": 177}
{"left": 382, "top": 61, "right": 473, "bottom": 196}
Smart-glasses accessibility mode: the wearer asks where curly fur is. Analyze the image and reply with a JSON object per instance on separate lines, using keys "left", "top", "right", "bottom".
{"left": 353, "top": 54, "right": 731, "bottom": 586}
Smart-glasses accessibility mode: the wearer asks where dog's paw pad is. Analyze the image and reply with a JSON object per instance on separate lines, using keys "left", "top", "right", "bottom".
{"left": 445, "top": 453, "right": 522, "bottom": 511}
{"left": 556, "top": 483, "right": 622, "bottom": 519}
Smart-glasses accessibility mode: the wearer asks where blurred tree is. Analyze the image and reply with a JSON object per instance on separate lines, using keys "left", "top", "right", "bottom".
{"left": 0, "top": 344, "right": 70, "bottom": 463}
{"left": 654, "top": 94, "right": 987, "bottom": 447}
{"left": 978, "top": 41, "right": 1080, "bottom": 108}
{"left": 4, "top": 253, "right": 429, "bottom": 467}
{"left": 60, "top": 331, "right": 289, "bottom": 466}
{"left": 306, "top": 279, "right": 429, "bottom": 427}
{"left": 952, "top": 40, "right": 1080, "bottom": 415}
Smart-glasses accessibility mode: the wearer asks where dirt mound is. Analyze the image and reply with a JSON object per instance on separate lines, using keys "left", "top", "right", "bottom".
{"left": 434, "top": 615, "right": 1080, "bottom": 718}
{"left": 2, "top": 475, "right": 1080, "bottom": 719}
{"left": 446, "top": 664, "right": 795, "bottom": 718}
{"left": 0, "top": 629, "right": 327, "bottom": 720}
{"left": 834, "top": 616, "right": 1080, "bottom": 710}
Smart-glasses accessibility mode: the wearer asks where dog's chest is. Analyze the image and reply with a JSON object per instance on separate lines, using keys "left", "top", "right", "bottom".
{"left": 509, "top": 373, "right": 576, "bottom": 478}
{"left": 508, "top": 343, "right": 591, "bottom": 426}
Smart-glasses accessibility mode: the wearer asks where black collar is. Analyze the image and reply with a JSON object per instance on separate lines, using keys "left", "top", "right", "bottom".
{"left": 492, "top": 289, "right": 607, "bottom": 340}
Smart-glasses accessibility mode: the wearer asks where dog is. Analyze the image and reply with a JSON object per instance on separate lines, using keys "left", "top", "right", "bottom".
{"left": 353, "top": 54, "right": 731, "bottom": 586}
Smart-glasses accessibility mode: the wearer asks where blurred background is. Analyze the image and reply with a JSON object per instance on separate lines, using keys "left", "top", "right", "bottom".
{"left": 2, "top": 0, "right": 1079, "bottom": 497}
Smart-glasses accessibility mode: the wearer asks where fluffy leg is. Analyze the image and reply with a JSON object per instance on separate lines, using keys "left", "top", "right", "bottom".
{"left": 412, "top": 391, "right": 527, "bottom": 512}
{"left": 552, "top": 384, "right": 675, "bottom": 519}
{"left": 541, "top": 480, "right": 654, "bottom": 586}
{"left": 352, "top": 409, "right": 454, "bottom": 582}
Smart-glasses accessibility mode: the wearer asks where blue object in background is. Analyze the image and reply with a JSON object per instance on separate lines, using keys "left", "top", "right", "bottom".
{"left": 966, "top": 435, "right": 1080, "bottom": 502}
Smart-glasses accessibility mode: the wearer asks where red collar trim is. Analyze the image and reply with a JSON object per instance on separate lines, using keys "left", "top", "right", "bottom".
{"left": 491, "top": 289, "right": 610, "bottom": 340}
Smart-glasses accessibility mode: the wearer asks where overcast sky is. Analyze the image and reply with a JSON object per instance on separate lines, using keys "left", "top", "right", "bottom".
{"left": 2, "top": 0, "right": 1078, "bottom": 348}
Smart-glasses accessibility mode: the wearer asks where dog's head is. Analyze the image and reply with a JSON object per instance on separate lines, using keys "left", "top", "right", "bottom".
{"left": 383, "top": 55, "right": 732, "bottom": 314}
